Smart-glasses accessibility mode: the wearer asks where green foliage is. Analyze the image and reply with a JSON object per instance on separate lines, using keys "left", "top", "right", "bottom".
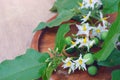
{"left": 33, "top": 22, "right": 47, "bottom": 32}
{"left": 42, "top": 56, "right": 63, "bottom": 80}
{"left": 0, "top": 48, "right": 50, "bottom": 80}
{"left": 66, "top": 47, "right": 75, "bottom": 54}
{"left": 33, "top": 0, "right": 83, "bottom": 32}
{"left": 50, "top": 2, "right": 57, "bottom": 12}
{"left": 33, "top": 10, "right": 74, "bottom": 32}
{"left": 48, "top": 10, "right": 74, "bottom": 27}
{"left": 34, "top": 0, "right": 120, "bottom": 32}
{"left": 98, "top": 49, "right": 120, "bottom": 67}
{"left": 52, "top": 0, "right": 120, "bottom": 14}
{"left": 94, "top": 3, "right": 120, "bottom": 61}
{"left": 55, "top": 24, "right": 70, "bottom": 53}
{"left": 51, "top": 0, "right": 120, "bottom": 14}
{"left": 111, "top": 69, "right": 120, "bottom": 80}
{"left": 102, "top": 0, "right": 120, "bottom": 14}
{"left": 42, "top": 67, "right": 54, "bottom": 80}
{"left": 54, "top": 0, "right": 82, "bottom": 13}
{"left": 1, "top": 1, "right": 120, "bottom": 80}
{"left": 119, "top": 36, "right": 120, "bottom": 41}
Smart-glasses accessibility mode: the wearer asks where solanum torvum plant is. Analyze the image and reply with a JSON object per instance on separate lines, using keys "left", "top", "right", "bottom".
{"left": 0, "top": 0, "right": 120, "bottom": 80}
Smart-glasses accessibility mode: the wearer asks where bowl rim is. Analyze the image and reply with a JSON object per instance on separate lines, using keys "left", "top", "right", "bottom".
{"left": 31, "top": 14, "right": 57, "bottom": 51}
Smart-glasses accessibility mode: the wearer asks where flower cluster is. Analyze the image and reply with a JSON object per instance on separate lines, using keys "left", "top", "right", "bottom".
{"left": 62, "top": 54, "right": 88, "bottom": 74}
{"left": 78, "top": 0, "right": 102, "bottom": 10}
{"left": 63, "top": 0, "right": 110, "bottom": 74}
{"left": 67, "top": 0, "right": 109, "bottom": 52}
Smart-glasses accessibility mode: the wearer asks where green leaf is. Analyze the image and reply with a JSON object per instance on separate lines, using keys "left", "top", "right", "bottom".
{"left": 33, "top": 0, "right": 82, "bottom": 32}
{"left": 94, "top": 3, "right": 120, "bottom": 61}
{"left": 51, "top": 0, "right": 120, "bottom": 14}
{"left": 0, "top": 48, "right": 50, "bottom": 80}
{"left": 33, "top": 0, "right": 120, "bottom": 32}
{"left": 42, "top": 56, "right": 63, "bottom": 80}
{"left": 102, "top": 0, "right": 120, "bottom": 14}
{"left": 50, "top": 2, "right": 57, "bottom": 12}
{"left": 55, "top": 0, "right": 120, "bottom": 14}
{"left": 98, "top": 49, "right": 120, "bottom": 67}
{"left": 33, "top": 10, "right": 74, "bottom": 32}
{"left": 111, "top": 69, "right": 120, "bottom": 80}
{"left": 42, "top": 66, "right": 55, "bottom": 80}
{"left": 48, "top": 10, "right": 75, "bottom": 27}
{"left": 55, "top": 0, "right": 82, "bottom": 13}
{"left": 55, "top": 24, "right": 70, "bottom": 53}
{"left": 33, "top": 22, "right": 47, "bottom": 32}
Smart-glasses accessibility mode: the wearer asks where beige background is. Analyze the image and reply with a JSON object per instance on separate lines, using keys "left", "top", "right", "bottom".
{"left": 0, "top": 0, "right": 55, "bottom": 62}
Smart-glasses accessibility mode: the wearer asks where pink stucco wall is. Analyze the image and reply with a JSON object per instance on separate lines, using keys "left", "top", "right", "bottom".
{"left": 0, "top": 0, "right": 55, "bottom": 62}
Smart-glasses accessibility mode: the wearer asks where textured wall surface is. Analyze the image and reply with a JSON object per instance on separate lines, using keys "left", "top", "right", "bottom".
{"left": 0, "top": 0, "right": 55, "bottom": 62}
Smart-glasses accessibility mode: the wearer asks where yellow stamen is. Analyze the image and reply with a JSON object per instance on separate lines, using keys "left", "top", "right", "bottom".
{"left": 78, "top": 2, "right": 83, "bottom": 7}
{"left": 71, "top": 41, "right": 75, "bottom": 45}
{"left": 83, "top": 37, "right": 87, "bottom": 43}
{"left": 82, "top": 25, "right": 87, "bottom": 31}
{"left": 83, "top": 15, "right": 87, "bottom": 19}
{"left": 102, "top": 17, "right": 107, "bottom": 21}
{"left": 89, "top": 0, "right": 93, "bottom": 4}
{"left": 101, "top": 16, "right": 110, "bottom": 21}
{"left": 96, "top": 29, "right": 100, "bottom": 33}
{"left": 79, "top": 59, "right": 83, "bottom": 65}
{"left": 66, "top": 61, "right": 71, "bottom": 66}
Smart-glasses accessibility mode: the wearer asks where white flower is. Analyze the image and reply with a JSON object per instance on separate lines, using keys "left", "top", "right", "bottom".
{"left": 92, "top": 24, "right": 108, "bottom": 38}
{"left": 81, "top": 11, "right": 91, "bottom": 24}
{"left": 82, "top": 0, "right": 102, "bottom": 9}
{"left": 78, "top": 2, "right": 84, "bottom": 9}
{"left": 78, "top": 37, "right": 95, "bottom": 51}
{"left": 84, "top": 0, "right": 95, "bottom": 9}
{"left": 74, "top": 54, "right": 88, "bottom": 70}
{"left": 62, "top": 57, "right": 75, "bottom": 74}
{"left": 100, "top": 11, "right": 110, "bottom": 28}
{"left": 93, "top": 0, "right": 102, "bottom": 6}
{"left": 76, "top": 23, "right": 93, "bottom": 36}
{"left": 66, "top": 38, "right": 81, "bottom": 50}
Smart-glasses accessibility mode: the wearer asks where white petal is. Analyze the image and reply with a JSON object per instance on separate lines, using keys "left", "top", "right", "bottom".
{"left": 100, "top": 11, "right": 103, "bottom": 18}
{"left": 81, "top": 64, "right": 87, "bottom": 70}
{"left": 68, "top": 68, "right": 72, "bottom": 74}
{"left": 76, "top": 24, "right": 82, "bottom": 30}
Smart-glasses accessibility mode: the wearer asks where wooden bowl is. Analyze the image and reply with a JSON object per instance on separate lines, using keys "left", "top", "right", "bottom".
{"left": 31, "top": 13, "right": 120, "bottom": 80}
